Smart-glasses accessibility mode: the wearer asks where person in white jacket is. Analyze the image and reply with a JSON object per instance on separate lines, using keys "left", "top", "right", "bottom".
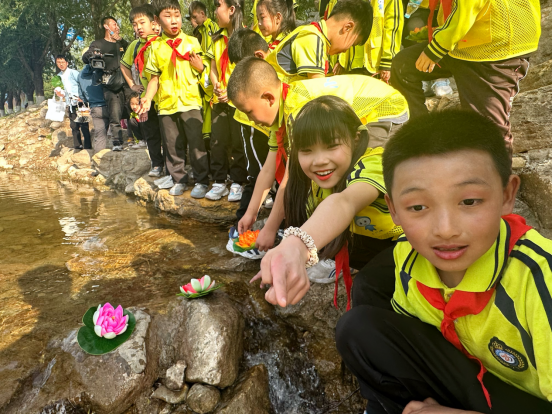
{"left": 55, "top": 55, "right": 91, "bottom": 149}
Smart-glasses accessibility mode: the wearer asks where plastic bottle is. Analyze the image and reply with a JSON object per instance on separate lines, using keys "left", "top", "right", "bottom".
{"left": 405, "top": 0, "right": 422, "bottom": 18}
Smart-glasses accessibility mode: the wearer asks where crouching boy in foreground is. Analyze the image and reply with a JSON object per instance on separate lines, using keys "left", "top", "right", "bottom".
{"left": 336, "top": 110, "right": 552, "bottom": 414}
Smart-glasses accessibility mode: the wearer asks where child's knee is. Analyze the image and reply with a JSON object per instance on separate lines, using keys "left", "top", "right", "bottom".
{"left": 336, "top": 306, "right": 386, "bottom": 357}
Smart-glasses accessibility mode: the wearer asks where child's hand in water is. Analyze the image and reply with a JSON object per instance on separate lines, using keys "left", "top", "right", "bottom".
{"left": 250, "top": 235, "right": 311, "bottom": 307}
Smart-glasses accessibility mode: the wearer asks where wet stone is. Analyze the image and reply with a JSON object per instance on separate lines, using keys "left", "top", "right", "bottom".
{"left": 186, "top": 384, "right": 220, "bottom": 414}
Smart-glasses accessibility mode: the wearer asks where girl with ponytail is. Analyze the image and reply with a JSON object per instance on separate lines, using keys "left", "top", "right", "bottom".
{"left": 256, "top": 0, "right": 296, "bottom": 47}
{"left": 253, "top": 96, "right": 402, "bottom": 309}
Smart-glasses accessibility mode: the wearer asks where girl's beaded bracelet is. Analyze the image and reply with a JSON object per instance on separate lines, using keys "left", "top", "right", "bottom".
{"left": 282, "top": 227, "right": 319, "bottom": 268}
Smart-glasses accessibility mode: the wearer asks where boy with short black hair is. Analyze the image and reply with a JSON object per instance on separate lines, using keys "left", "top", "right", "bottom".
{"left": 139, "top": 0, "right": 211, "bottom": 197}
{"left": 120, "top": 4, "right": 164, "bottom": 176}
{"left": 228, "top": 57, "right": 409, "bottom": 253}
{"left": 228, "top": 28, "right": 269, "bottom": 64}
{"left": 336, "top": 110, "right": 552, "bottom": 414}
{"left": 390, "top": 0, "right": 541, "bottom": 153}
{"left": 264, "top": 0, "right": 374, "bottom": 83}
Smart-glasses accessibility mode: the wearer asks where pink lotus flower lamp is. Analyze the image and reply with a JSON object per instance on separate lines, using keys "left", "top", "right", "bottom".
{"left": 178, "top": 275, "right": 223, "bottom": 299}
{"left": 92, "top": 303, "right": 129, "bottom": 339}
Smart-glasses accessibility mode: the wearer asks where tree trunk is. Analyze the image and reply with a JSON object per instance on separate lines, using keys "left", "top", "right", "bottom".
{"left": 0, "top": 85, "right": 6, "bottom": 117}
{"left": 24, "top": 85, "right": 35, "bottom": 104}
{"left": 6, "top": 90, "right": 13, "bottom": 114}
{"left": 33, "top": 64, "right": 45, "bottom": 104}
{"left": 14, "top": 89, "right": 22, "bottom": 112}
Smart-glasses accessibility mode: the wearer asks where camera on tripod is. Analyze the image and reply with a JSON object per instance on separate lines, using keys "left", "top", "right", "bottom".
{"left": 90, "top": 48, "right": 114, "bottom": 70}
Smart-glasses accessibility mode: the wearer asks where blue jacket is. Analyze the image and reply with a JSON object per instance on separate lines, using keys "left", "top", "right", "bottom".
{"left": 77, "top": 65, "right": 106, "bottom": 108}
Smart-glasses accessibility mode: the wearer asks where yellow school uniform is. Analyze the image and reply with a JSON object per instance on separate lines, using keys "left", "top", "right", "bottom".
{"left": 392, "top": 221, "right": 552, "bottom": 401}
{"left": 144, "top": 31, "right": 207, "bottom": 115}
{"left": 330, "top": 0, "right": 403, "bottom": 73}
{"left": 426, "top": 0, "right": 541, "bottom": 62}
{"left": 267, "top": 75, "right": 409, "bottom": 152}
{"left": 205, "top": 28, "right": 235, "bottom": 106}
{"left": 194, "top": 18, "right": 219, "bottom": 138}
{"left": 311, "top": 147, "right": 403, "bottom": 240}
{"left": 264, "top": 20, "right": 330, "bottom": 84}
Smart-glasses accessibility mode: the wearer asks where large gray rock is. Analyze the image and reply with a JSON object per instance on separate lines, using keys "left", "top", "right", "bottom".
{"left": 511, "top": 86, "right": 552, "bottom": 154}
{"left": 51, "top": 129, "right": 72, "bottom": 149}
{"left": 183, "top": 293, "right": 244, "bottom": 388}
{"left": 134, "top": 176, "right": 157, "bottom": 202}
{"left": 217, "top": 365, "right": 271, "bottom": 414}
{"left": 69, "top": 149, "right": 93, "bottom": 169}
{"left": 519, "top": 160, "right": 552, "bottom": 238}
{"left": 92, "top": 149, "right": 123, "bottom": 178}
{"left": 6, "top": 308, "right": 156, "bottom": 414}
{"left": 186, "top": 384, "right": 221, "bottom": 414}
{"left": 521, "top": 60, "right": 552, "bottom": 92}
{"left": 121, "top": 149, "right": 151, "bottom": 178}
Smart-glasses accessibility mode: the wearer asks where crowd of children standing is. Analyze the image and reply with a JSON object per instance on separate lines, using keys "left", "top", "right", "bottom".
{"left": 73, "top": 0, "right": 550, "bottom": 412}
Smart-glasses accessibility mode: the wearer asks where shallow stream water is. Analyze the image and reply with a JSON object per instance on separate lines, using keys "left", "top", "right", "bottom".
{"left": 0, "top": 172, "right": 323, "bottom": 413}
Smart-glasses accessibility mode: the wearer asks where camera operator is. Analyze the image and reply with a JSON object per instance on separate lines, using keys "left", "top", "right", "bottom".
{"left": 82, "top": 16, "right": 130, "bottom": 151}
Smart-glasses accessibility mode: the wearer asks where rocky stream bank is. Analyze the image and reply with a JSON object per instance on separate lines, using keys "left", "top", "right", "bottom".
{"left": 0, "top": 10, "right": 551, "bottom": 411}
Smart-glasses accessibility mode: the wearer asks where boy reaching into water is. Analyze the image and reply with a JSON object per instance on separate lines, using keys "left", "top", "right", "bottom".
{"left": 139, "top": 0, "right": 211, "bottom": 197}
{"left": 335, "top": 110, "right": 551, "bottom": 414}
{"left": 227, "top": 57, "right": 408, "bottom": 255}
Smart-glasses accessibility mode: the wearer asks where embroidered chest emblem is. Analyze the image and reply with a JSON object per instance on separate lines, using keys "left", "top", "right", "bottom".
{"left": 488, "top": 337, "right": 528, "bottom": 372}
{"left": 355, "top": 216, "right": 376, "bottom": 231}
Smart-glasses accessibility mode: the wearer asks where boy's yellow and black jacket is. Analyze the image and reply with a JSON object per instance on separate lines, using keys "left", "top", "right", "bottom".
{"left": 392, "top": 219, "right": 552, "bottom": 402}
{"left": 311, "top": 147, "right": 403, "bottom": 240}
{"left": 425, "top": 0, "right": 541, "bottom": 62}
{"left": 268, "top": 75, "right": 409, "bottom": 152}
{"left": 264, "top": 21, "right": 331, "bottom": 84}
{"left": 325, "top": 0, "right": 403, "bottom": 72}
{"left": 144, "top": 31, "right": 209, "bottom": 115}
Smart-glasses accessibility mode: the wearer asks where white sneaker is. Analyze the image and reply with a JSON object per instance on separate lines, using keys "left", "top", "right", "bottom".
{"left": 432, "top": 79, "right": 453, "bottom": 97}
{"left": 228, "top": 183, "right": 243, "bottom": 202}
{"left": 205, "top": 183, "right": 229, "bottom": 200}
{"left": 157, "top": 176, "right": 174, "bottom": 189}
{"left": 154, "top": 175, "right": 172, "bottom": 186}
{"left": 422, "top": 80, "right": 434, "bottom": 97}
{"left": 307, "top": 259, "right": 358, "bottom": 284}
{"left": 112, "top": 145, "right": 123, "bottom": 152}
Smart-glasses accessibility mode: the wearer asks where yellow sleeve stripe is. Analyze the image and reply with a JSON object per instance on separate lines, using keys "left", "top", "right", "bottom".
{"left": 120, "top": 60, "right": 132, "bottom": 69}
{"left": 144, "top": 67, "right": 162, "bottom": 76}
{"left": 348, "top": 177, "right": 387, "bottom": 194}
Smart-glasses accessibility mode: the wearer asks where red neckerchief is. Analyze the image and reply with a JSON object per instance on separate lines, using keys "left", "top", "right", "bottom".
{"left": 334, "top": 244, "right": 353, "bottom": 311}
{"left": 268, "top": 39, "right": 281, "bottom": 50}
{"left": 309, "top": 22, "right": 329, "bottom": 75}
{"left": 323, "top": 9, "right": 329, "bottom": 20}
{"left": 417, "top": 214, "right": 531, "bottom": 409}
{"left": 166, "top": 38, "right": 191, "bottom": 79}
{"left": 428, "top": 0, "right": 453, "bottom": 42}
{"left": 219, "top": 35, "right": 230, "bottom": 86}
{"left": 274, "top": 83, "right": 290, "bottom": 184}
{"left": 134, "top": 36, "right": 159, "bottom": 76}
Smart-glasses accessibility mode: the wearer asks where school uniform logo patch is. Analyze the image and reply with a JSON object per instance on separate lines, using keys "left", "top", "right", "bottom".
{"left": 488, "top": 337, "right": 528, "bottom": 372}
{"left": 355, "top": 216, "right": 376, "bottom": 231}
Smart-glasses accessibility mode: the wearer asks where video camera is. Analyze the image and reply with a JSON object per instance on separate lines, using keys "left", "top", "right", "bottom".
{"left": 90, "top": 48, "right": 114, "bottom": 70}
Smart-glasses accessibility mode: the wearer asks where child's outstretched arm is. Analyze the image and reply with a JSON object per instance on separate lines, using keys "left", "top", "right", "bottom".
{"left": 238, "top": 151, "right": 277, "bottom": 234}
{"left": 255, "top": 163, "right": 288, "bottom": 251}
{"left": 256, "top": 181, "right": 380, "bottom": 307}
